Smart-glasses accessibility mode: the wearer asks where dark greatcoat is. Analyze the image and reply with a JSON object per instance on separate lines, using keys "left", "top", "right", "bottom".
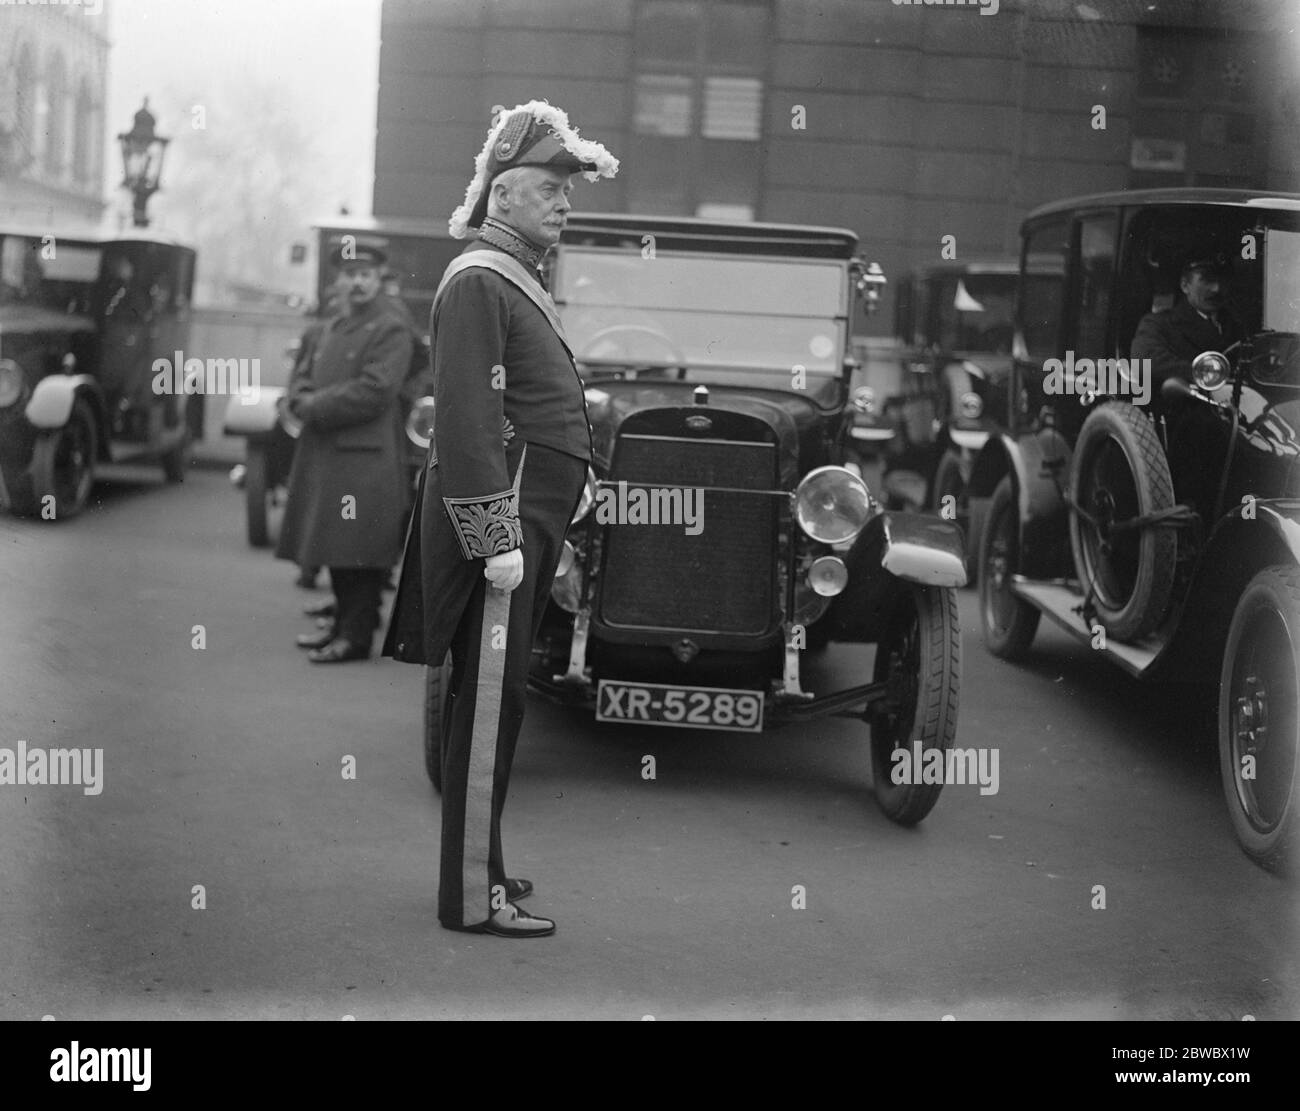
{"left": 275, "top": 297, "right": 414, "bottom": 569}
{"left": 1130, "top": 298, "right": 1242, "bottom": 388}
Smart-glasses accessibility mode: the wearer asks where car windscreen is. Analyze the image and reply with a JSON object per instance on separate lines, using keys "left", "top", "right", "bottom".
{"left": 935, "top": 272, "right": 1016, "bottom": 354}
{"left": 1265, "top": 228, "right": 1300, "bottom": 336}
{"left": 555, "top": 247, "right": 847, "bottom": 380}
{"left": 0, "top": 234, "right": 102, "bottom": 314}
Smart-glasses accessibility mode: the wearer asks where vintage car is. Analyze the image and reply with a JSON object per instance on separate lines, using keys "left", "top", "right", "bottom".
{"left": 224, "top": 216, "right": 454, "bottom": 546}
{"left": 0, "top": 229, "right": 197, "bottom": 518}
{"left": 424, "top": 214, "right": 967, "bottom": 828}
{"left": 882, "top": 259, "right": 1017, "bottom": 528}
{"left": 967, "top": 188, "right": 1300, "bottom": 871}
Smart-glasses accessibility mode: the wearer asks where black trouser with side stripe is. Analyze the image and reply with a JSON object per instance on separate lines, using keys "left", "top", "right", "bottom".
{"left": 437, "top": 442, "right": 586, "bottom": 929}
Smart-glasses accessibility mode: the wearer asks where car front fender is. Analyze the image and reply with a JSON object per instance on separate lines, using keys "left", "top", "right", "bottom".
{"left": 25, "top": 374, "right": 100, "bottom": 429}
{"left": 222, "top": 385, "right": 286, "bottom": 437}
{"left": 864, "top": 510, "right": 967, "bottom": 588}
{"left": 824, "top": 511, "right": 966, "bottom": 642}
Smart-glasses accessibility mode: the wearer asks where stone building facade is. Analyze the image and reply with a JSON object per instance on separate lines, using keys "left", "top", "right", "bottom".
{"left": 372, "top": 0, "right": 1299, "bottom": 331}
{"left": 0, "top": 0, "right": 112, "bottom": 229}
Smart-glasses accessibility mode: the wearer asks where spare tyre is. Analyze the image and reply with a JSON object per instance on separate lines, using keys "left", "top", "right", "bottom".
{"left": 1068, "top": 400, "right": 1176, "bottom": 642}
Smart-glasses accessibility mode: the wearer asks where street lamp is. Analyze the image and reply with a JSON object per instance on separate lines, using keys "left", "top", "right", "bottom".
{"left": 117, "top": 98, "right": 169, "bottom": 228}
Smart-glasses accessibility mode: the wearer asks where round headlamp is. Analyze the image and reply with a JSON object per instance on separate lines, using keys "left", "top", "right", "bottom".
{"left": 1191, "top": 351, "right": 1230, "bottom": 391}
{"left": 0, "top": 358, "right": 25, "bottom": 409}
{"left": 571, "top": 467, "right": 598, "bottom": 525}
{"left": 808, "top": 555, "right": 849, "bottom": 597}
{"left": 958, "top": 391, "right": 983, "bottom": 420}
{"left": 405, "top": 395, "right": 436, "bottom": 449}
{"left": 794, "top": 466, "right": 873, "bottom": 544}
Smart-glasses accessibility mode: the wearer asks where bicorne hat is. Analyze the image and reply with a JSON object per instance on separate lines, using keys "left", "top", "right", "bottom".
{"left": 449, "top": 100, "right": 619, "bottom": 239}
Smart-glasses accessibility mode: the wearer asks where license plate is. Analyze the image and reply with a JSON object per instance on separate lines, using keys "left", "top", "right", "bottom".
{"left": 595, "top": 680, "right": 764, "bottom": 733}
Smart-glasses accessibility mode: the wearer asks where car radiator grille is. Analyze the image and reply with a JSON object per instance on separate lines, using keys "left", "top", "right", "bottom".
{"left": 598, "top": 434, "right": 778, "bottom": 635}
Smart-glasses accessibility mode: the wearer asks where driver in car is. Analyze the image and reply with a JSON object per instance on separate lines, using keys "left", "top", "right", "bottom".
{"left": 1130, "top": 252, "right": 1242, "bottom": 512}
{"left": 1131, "top": 253, "right": 1241, "bottom": 387}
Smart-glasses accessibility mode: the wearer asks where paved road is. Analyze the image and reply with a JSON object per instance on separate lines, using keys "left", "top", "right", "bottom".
{"left": 1, "top": 466, "right": 1295, "bottom": 1019}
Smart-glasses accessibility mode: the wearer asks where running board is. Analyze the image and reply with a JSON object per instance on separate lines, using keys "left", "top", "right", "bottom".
{"left": 1009, "top": 578, "right": 1165, "bottom": 678}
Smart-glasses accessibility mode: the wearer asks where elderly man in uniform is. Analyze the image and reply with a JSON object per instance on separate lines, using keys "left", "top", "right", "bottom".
{"left": 383, "top": 101, "right": 617, "bottom": 937}
{"left": 277, "top": 239, "right": 414, "bottom": 663}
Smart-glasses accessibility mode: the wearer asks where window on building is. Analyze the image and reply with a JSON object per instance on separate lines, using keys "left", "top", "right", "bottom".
{"left": 1130, "top": 26, "right": 1263, "bottom": 189}
{"left": 629, "top": 0, "right": 770, "bottom": 218}
{"left": 45, "top": 51, "right": 67, "bottom": 181}
{"left": 72, "top": 79, "right": 94, "bottom": 188}
{"left": 14, "top": 46, "right": 35, "bottom": 172}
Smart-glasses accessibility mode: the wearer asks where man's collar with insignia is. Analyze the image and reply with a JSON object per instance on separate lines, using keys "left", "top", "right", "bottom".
{"left": 477, "top": 216, "right": 545, "bottom": 271}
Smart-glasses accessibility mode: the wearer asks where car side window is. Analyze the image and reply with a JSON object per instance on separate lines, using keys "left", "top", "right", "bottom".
{"left": 1018, "top": 218, "right": 1069, "bottom": 362}
{"left": 1072, "top": 214, "right": 1118, "bottom": 360}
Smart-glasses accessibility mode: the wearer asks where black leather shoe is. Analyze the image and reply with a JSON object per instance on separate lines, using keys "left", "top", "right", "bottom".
{"left": 504, "top": 877, "right": 533, "bottom": 901}
{"left": 295, "top": 629, "right": 335, "bottom": 650}
{"left": 444, "top": 903, "right": 555, "bottom": 938}
{"left": 307, "top": 638, "right": 370, "bottom": 663}
{"left": 303, "top": 599, "right": 336, "bottom": 619}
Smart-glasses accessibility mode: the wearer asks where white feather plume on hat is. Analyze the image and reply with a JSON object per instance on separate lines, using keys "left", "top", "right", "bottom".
{"left": 448, "top": 99, "right": 620, "bottom": 239}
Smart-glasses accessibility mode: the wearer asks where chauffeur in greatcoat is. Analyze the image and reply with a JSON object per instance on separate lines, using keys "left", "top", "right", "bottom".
{"left": 276, "top": 240, "right": 414, "bottom": 662}
{"left": 382, "top": 100, "right": 618, "bottom": 937}
{"left": 1131, "top": 253, "right": 1242, "bottom": 512}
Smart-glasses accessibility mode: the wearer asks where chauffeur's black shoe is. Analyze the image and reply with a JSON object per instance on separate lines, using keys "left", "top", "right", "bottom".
{"left": 307, "top": 637, "right": 370, "bottom": 663}
{"left": 303, "top": 598, "right": 336, "bottom": 619}
{"left": 295, "top": 629, "right": 335, "bottom": 650}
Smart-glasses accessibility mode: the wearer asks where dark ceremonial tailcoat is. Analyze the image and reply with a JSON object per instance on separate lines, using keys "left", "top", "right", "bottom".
{"left": 382, "top": 241, "right": 593, "bottom": 665}
{"left": 275, "top": 296, "right": 414, "bottom": 568}
{"left": 1130, "top": 299, "right": 1243, "bottom": 388}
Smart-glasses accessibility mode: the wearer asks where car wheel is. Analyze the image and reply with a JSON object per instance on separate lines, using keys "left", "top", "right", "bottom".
{"left": 928, "top": 447, "right": 965, "bottom": 514}
{"left": 1068, "top": 400, "right": 1175, "bottom": 642}
{"left": 29, "top": 398, "right": 97, "bottom": 519}
{"left": 424, "top": 652, "right": 453, "bottom": 792}
{"left": 245, "top": 442, "right": 271, "bottom": 548}
{"left": 1219, "top": 566, "right": 1299, "bottom": 873}
{"left": 979, "top": 476, "right": 1040, "bottom": 659}
{"left": 869, "top": 583, "right": 961, "bottom": 826}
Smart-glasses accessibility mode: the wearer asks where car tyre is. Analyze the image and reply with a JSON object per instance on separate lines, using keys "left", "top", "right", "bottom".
{"left": 1219, "top": 565, "right": 1299, "bottom": 874}
{"left": 930, "top": 446, "right": 974, "bottom": 576}
{"left": 424, "top": 651, "right": 454, "bottom": 792}
{"left": 1068, "top": 400, "right": 1175, "bottom": 642}
{"left": 928, "top": 447, "right": 965, "bottom": 514}
{"left": 245, "top": 442, "right": 271, "bottom": 548}
{"left": 979, "top": 475, "right": 1040, "bottom": 658}
{"left": 870, "top": 582, "right": 961, "bottom": 826}
{"left": 29, "top": 397, "right": 97, "bottom": 520}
